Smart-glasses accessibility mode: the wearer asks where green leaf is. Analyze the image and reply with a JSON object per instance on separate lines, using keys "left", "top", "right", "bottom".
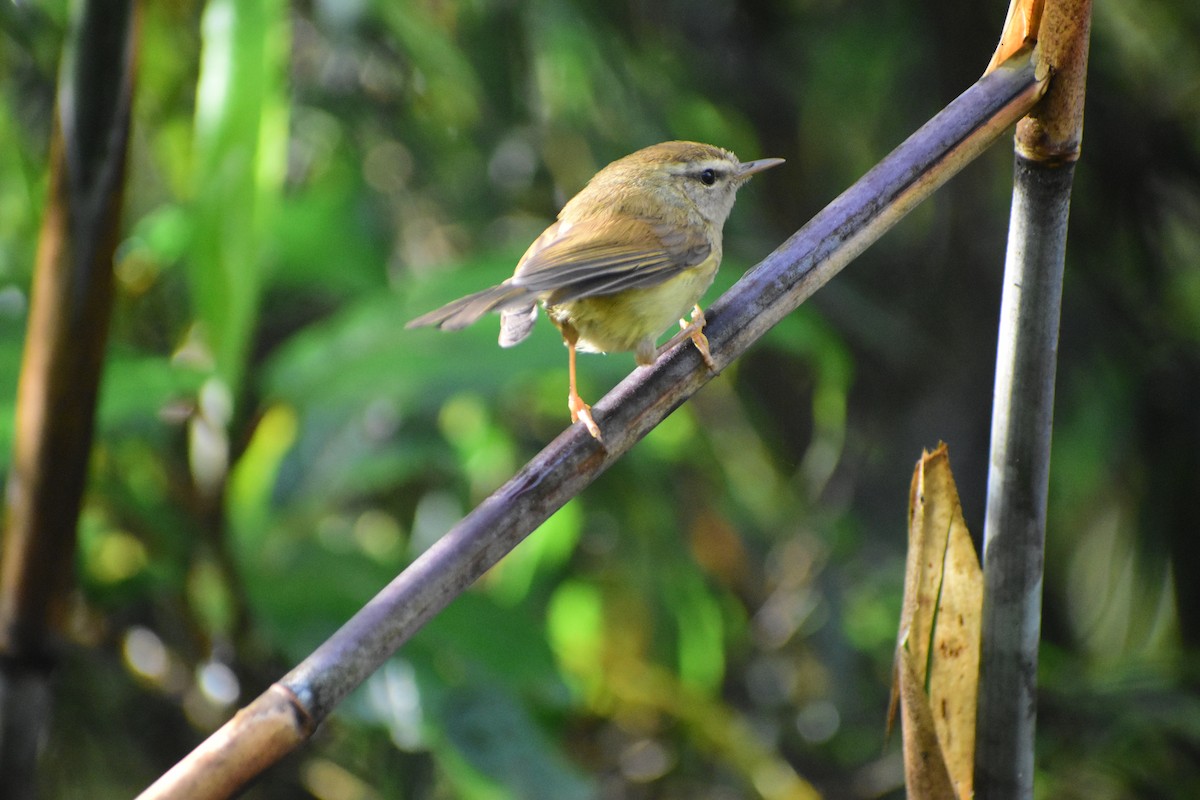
{"left": 415, "top": 592, "right": 566, "bottom": 700}
{"left": 438, "top": 685, "right": 593, "bottom": 800}
{"left": 668, "top": 570, "right": 726, "bottom": 693}
{"left": 188, "top": 0, "right": 289, "bottom": 394}
{"left": 98, "top": 351, "right": 206, "bottom": 435}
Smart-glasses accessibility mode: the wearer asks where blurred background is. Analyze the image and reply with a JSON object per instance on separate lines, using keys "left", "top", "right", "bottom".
{"left": 2, "top": 0, "right": 1199, "bottom": 798}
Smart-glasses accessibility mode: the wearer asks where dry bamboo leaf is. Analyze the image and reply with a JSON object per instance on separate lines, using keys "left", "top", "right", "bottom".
{"left": 894, "top": 444, "right": 983, "bottom": 800}
{"left": 898, "top": 638, "right": 957, "bottom": 800}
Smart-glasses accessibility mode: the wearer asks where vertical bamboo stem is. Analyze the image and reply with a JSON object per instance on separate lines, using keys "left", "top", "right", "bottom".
{"left": 975, "top": 154, "right": 1073, "bottom": 798}
{"left": 975, "top": 1, "right": 1091, "bottom": 796}
{"left": 0, "top": 2, "right": 138, "bottom": 798}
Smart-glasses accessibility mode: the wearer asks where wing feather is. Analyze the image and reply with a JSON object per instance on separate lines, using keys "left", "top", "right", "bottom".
{"left": 510, "top": 215, "right": 711, "bottom": 304}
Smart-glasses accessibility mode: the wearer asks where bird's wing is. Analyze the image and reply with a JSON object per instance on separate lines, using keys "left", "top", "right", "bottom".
{"left": 510, "top": 215, "right": 712, "bottom": 305}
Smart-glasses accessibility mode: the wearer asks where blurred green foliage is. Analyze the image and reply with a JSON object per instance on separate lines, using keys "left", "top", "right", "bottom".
{"left": 2, "top": 0, "right": 1200, "bottom": 798}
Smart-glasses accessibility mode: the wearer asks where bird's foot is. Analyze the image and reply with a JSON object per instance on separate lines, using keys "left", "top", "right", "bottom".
{"left": 658, "top": 305, "right": 715, "bottom": 370}
{"left": 569, "top": 392, "right": 603, "bottom": 441}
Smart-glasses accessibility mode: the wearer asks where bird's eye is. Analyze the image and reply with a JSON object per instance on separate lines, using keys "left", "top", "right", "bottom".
{"left": 699, "top": 168, "right": 717, "bottom": 186}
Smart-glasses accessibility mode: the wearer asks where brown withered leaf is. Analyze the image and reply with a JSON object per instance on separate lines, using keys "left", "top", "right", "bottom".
{"left": 892, "top": 443, "right": 983, "bottom": 800}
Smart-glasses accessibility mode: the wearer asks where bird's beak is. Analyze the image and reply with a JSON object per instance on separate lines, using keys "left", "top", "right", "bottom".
{"left": 738, "top": 157, "right": 785, "bottom": 178}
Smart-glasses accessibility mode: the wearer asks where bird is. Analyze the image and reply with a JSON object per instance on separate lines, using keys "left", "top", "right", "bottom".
{"left": 407, "top": 140, "right": 783, "bottom": 440}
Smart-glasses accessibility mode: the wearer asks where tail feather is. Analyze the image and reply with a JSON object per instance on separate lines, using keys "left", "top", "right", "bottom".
{"left": 406, "top": 282, "right": 536, "bottom": 331}
{"left": 499, "top": 305, "right": 538, "bottom": 347}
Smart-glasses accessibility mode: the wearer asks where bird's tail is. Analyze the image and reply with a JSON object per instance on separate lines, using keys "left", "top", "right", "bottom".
{"left": 499, "top": 305, "right": 538, "bottom": 347}
{"left": 406, "top": 281, "right": 538, "bottom": 340}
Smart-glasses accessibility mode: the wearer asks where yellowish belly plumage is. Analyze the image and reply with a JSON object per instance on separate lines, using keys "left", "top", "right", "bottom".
{"left": 548, "top": 258, "right": 720, "bottom": 361}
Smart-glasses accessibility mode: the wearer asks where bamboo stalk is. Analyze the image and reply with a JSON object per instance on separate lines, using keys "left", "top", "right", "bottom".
{"left": 0, "top": 2, "right": 139, "bottom": 798}
{"left": 975, "top": 1, "right": 1092, "bottom": 797}
{"left": 137, "top": 51, "right": 1047, "bottom": 800}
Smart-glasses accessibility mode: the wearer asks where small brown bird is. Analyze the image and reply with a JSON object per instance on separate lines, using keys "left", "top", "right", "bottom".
{"left": 407, "top": 140, "right": 783, "bottom": 439}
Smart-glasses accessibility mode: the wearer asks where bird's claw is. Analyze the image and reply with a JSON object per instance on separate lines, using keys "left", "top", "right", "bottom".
{"left": 569, "top": 393, "right": 603, "bottom": 441}
{"left": 660, "top": 304, "right": 716, "bottom": 370}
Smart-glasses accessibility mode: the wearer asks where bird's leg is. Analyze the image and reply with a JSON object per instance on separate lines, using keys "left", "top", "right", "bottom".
{"left": 562, "top": 326, "right": 602, "bottom": 440}
{"left": 683, "top": 305, "right": 716, "bottom": 369}
{"left": 657, "top": 304, "right": 716, "bottom": 370}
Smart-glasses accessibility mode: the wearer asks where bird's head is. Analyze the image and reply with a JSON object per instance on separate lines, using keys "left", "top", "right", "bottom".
{"left": 595, "top": 141, "right": 784, "bottom": 227}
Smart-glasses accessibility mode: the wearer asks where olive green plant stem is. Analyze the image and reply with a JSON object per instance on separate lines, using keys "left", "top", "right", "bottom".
{"left": 975, "top": 1, "right": 1091, "bottom": 797}
{"left": 0, "top": 1, "right": 139, "bottom": 798}
{"left": 137, "top": 51, "right": 1046, "bottom": 800}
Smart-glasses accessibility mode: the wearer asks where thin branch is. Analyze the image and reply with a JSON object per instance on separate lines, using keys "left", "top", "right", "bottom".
{"left": 137, "top": 50, "right": 1047, "bottom": 800}
{"left": 975, "top": 1, "right": 1092, "bottom": 797}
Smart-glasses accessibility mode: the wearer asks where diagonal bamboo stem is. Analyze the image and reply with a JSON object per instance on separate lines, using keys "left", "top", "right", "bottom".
{"left": 137, "top": 51, "right": 1047, "bottom": 800}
